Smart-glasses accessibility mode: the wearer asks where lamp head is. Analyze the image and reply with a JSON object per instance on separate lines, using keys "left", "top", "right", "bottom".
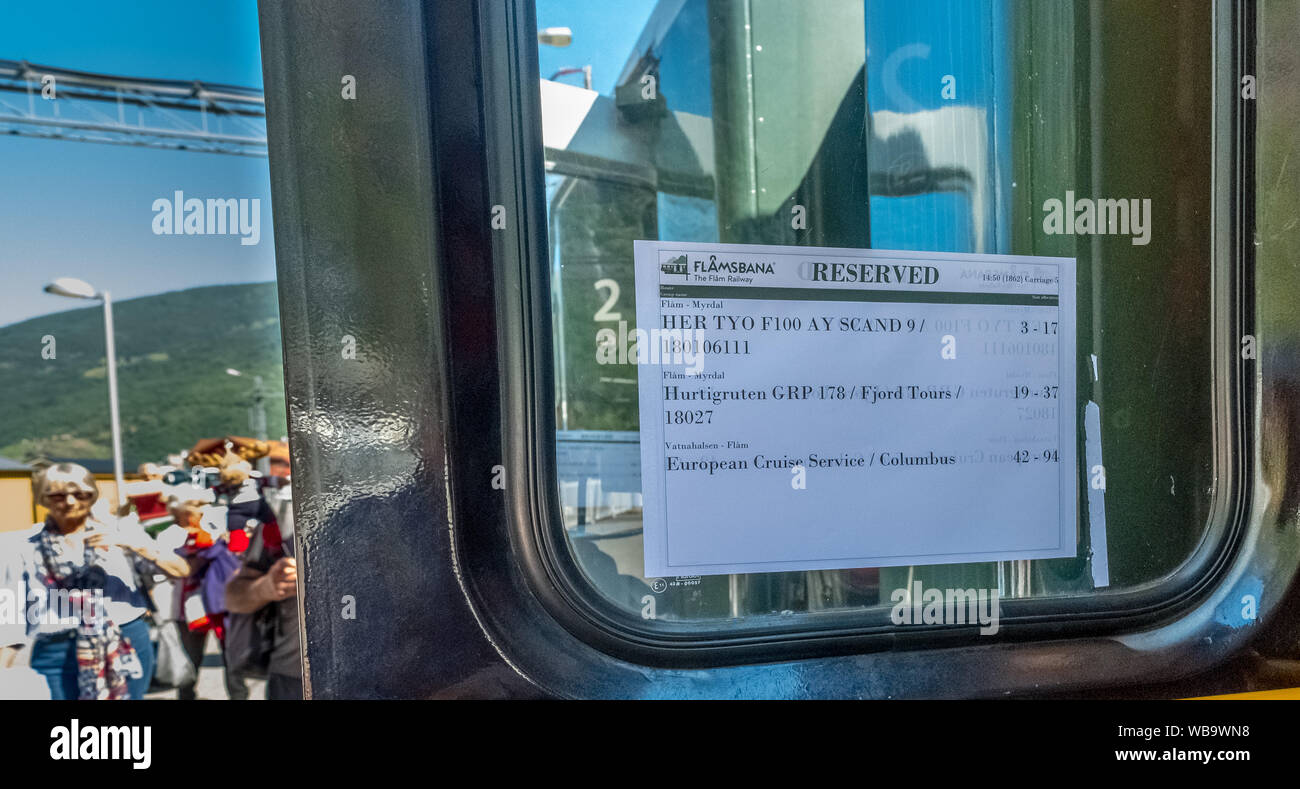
{"left": 537, "top": 27, "right": 573, "bottom": 47}
{"left": 43, "top": 277, "right": 99, "bottom": 300}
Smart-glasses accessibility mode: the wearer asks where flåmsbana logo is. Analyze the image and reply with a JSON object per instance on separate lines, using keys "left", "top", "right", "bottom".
{"left": 661, "top": 254, "right": 688, "bottom": 275}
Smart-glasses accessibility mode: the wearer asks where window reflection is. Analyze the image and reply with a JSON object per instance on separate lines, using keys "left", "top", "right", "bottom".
{"left": 540, "top": 0, "right": 1215, "bottom": 625}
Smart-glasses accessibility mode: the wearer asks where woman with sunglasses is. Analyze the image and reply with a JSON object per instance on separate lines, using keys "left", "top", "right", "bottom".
{"left": 0, "top": 463, "right": 192, "bottom": 699}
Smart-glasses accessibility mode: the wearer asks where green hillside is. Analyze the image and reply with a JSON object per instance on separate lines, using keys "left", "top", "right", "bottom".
{"left": 0, "top": 282, "right": 288, "bottom": 465}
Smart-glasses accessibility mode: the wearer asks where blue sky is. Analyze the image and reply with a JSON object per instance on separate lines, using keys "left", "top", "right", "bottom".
{"left": 0, "top": 0, "right": 269, "bottom": 327}
{"left": 0, "top": 0, "right": 658, "bottom": 327}
{"left": 536, "top": 0, "right": 658, "bottom": 95}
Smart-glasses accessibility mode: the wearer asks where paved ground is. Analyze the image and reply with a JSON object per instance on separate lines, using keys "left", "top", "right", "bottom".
{"left": 145, "top": 629, "right": 266, "bottom": 701}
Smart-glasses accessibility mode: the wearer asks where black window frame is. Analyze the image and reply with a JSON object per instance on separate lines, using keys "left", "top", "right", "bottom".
{"left": 258, "top": 0, "right": 1300, "bottom": 698}
{"left": 487, "top": 0, "right": 1262, "bottom": 668}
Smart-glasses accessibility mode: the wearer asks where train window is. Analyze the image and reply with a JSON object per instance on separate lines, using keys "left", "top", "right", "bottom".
{"left": 534, "top": 0, "right": 1234, "bottom": 636}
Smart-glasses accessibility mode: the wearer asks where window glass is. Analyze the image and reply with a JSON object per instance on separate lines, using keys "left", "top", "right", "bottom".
{"left": 537, "top": 0, "right": 1219, "bottom": 626}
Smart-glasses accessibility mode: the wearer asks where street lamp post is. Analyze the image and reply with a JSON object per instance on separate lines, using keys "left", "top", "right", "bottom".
{"left": 540, "top": 28, "right": 589, "bottom": 89}
{"left": 227, "top": 367, "right": 270, "bottom": 475}
{"left": 539, "top": 24, "right": 578, "bottom": 428}
{"left": 43, "top": 277, "right": 125, "bottom": 511}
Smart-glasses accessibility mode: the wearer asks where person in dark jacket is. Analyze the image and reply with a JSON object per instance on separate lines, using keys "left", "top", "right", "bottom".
{"left": 225, "top": 517, "right": 301, "bottom": 700}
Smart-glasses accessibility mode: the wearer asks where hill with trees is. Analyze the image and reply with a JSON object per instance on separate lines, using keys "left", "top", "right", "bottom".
{"left": 0, "top": 282, "right": 287, "bottom": 465}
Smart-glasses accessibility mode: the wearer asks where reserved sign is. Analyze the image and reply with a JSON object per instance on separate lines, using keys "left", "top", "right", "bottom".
{"left": 634, "top": 241, "right": 1078, "bottom": 577}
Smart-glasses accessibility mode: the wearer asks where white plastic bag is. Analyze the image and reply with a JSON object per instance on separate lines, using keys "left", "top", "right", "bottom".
{"left": 151, "top": 620, "right": 196, "bottom": 689}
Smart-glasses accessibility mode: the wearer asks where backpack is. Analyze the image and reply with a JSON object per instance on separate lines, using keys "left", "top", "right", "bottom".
{"left": 224, "top": 523, "right": 281, "bottom": 678}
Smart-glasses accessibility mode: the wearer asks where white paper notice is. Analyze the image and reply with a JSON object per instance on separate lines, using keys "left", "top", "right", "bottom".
{"left": 634, "top": 241, "right": 1077, "bottom": 578}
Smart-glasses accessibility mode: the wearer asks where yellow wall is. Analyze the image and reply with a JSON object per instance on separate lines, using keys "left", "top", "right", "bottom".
{"left": 0, "top": 472, "right": 134, "bottom": 533}
{"left": 0, "top": 474, "right": 34, "bottom": 533}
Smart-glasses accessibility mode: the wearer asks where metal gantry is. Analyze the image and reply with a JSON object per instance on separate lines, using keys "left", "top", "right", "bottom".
{"left": 0, "top": 59, "right": 266, "bottom": 157}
